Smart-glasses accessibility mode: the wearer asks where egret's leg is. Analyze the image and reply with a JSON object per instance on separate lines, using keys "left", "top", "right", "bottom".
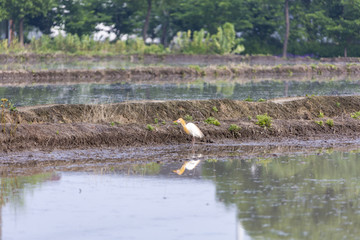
{"left": 192, "top": 137, "right": 195, "bottom": 148}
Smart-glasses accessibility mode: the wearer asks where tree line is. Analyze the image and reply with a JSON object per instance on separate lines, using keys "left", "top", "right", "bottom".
{"left": 0, "top": 0, "right": 360, "bottom": 57}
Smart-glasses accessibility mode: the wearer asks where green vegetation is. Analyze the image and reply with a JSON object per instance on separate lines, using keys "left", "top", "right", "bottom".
{"left": 244, "top": 97, "right": 254, "bottom": 102}
{"left": 206, "top": 158, "right": 218, "bottom": 163}
{"left": 205, "top": 117, "right": 221, "bottom": 126}
{"left": 2, "top": 1, "right": 360, "bottom": 57}
{"left": 212, "top": 106, "right": 219, "bottom": 112}
{"left": 228, "top": 124, "right": 241, "bottom": 132}
{"left": 326, "top": 119, "right": 334, "bottom": 127}
{"left": 188, "top": 65, "right": 201, "bottom": 72}
{"left": 146, "top": 124, "right": 155, "bottom": 131}
{"left": 0, "top": 98, "right": 18, "bottom": 136}
{"left": 255, "top": 114, "right": 272, "bottom": 128}
{"left": 336, "top": 102, "right": 341, "bottom": 108}
{"left": 154, "top": 118, "right": 159, "bottom": 124}
{"left": 318, "top": 111, "right": 324, "bottom": 118}
{"left": 351, "top": 111, "right": 360, "bottom": 119}
{"left": 258, "top": 98, "right": 266, "bottom": 102}
{"left": 315, "top": 120, "right": 324, "bottom": 126}
{"left": 184, "top": 115, "right": 193, "bottom": 121}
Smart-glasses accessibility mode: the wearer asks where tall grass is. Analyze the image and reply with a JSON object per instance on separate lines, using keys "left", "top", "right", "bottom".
{"left": 30, "top": 34, "right": 166, "bottom": 55}
{"left": 0, "top": 22, "right": 245, "bottom": 55}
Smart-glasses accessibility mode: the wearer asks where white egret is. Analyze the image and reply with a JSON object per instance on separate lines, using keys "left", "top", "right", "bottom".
{"left": 174, "top": 118, "right": 204, "bottom": 146}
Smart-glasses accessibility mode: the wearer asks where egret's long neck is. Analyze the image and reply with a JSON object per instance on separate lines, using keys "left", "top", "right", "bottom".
{"left": 180, "top": 120, "right": 190, "bottom": 134}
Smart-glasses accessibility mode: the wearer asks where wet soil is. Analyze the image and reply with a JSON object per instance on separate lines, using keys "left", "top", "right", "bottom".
{"left": 1, "top": 54, "right": 360, "bottom": 84}
{"left": 1, "top": 96, "right": 360, "bottom": 153}
{"left": 0, "top": 64, "right": 359, "bottom": 85}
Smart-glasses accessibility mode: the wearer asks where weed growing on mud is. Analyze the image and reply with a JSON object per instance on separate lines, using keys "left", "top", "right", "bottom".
{"left": 154, "top": 118, "right": 159, "bottom": 124}
{"left": 336, "top": 102, "right": 341, "bottom": 108}
{"left": 326, "top": 119, "right": 334, "bottom": 127}
{"left": 110, "top": 121, "right": 120, "bottom": 126}
{"left": 189, "top": 65, "right": 201, "bottom": 72}
{"left": 258, "top": 98, "right": 266, "bottom": 102}
{"left": 146, "top": 124, "right": 155, "bottom": 131}
{"left": 351, "top": 111, "right": 360, "bottom": 119}
{"left": 205, "top": 117, "right": 221, "bottom": 126}
{"left": 315, "top": 120, "right": 324, "bottom": 126}
{"left": 255, "top": 114, "right": 272, "bottom": 128}
{"left": 162, "top": 121, "right": 166, "bottom": 125}
{"left": 206, "top": 159, "right": 218, "bottom": 163}
{"left": 306, "top": 94, "right": 315, "bottom": 99}
{"left": 212, "top": 106, "right": 218, "bottom": 112}
{"left": 244, "top": 97, "right": 253, "bottom": 102}
{"left": 228, "top": 124, "right": 241, "bottom": 132}
{"left": 318, "top": 111, "right": 324, "bottom": 118}
{"left": 1, "top": 98, "right": 18, "bottom": 136}
{"left": 248, "top": 116, "right": 252, "bottom": 120}
{"left": 184, "top": 115, "right": 193, "bottom": 121}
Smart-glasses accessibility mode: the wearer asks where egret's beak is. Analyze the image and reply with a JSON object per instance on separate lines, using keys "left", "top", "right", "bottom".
{"left": 173, "top": 119, "right": 179, "bottom": 123}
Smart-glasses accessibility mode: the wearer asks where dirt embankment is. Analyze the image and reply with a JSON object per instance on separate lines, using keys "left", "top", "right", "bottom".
{"left": 0, "top": 96, "right": 360, "bottom": 152}
{"left": 0, "top": 64, "right": 359, "bottom": 85}
{"left": 1, "top": 54, "right": 360, "bottom": 84}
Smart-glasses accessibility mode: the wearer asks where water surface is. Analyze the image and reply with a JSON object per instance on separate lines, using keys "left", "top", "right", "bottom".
{"left": 2, "top": 149, "right": 360, "bottom": 239}
{"left": 1, "top": 79, "right": 359, "bottom": 106}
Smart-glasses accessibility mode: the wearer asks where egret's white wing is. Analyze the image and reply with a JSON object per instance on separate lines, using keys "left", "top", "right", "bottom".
{"left": 185, "top": 160, "right": 201, "bottom": 170}
{"left": 186, "top": 123, "right": 204, "bottom": 138}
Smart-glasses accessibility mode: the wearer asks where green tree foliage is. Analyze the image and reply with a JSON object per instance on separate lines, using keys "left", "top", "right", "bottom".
{"left": 2, "top": 0, "right": 360, "bottom": 57}
{"left": 0, "top": 0, "right": 55, "bottom": 44}
{"left": 58, "top": 0, "right": 111, "bottom": 36}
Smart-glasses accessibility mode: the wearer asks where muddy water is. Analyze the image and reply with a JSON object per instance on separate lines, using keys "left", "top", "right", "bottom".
{"left": 2, "top": 149, "right": 360, "bottom": 239}
{"left": 1, "top": 79, "right": 360, "bottom": 106}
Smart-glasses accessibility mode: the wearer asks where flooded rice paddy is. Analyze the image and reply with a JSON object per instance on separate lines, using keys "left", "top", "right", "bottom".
{"left": 1, "top": 78, "right": 360, "bottom": 106}
{"left": 2, "top": 148, "right": 360, "bottom": 239}
{"left": 2, "top": 58, "right": 360, "bottom": 239}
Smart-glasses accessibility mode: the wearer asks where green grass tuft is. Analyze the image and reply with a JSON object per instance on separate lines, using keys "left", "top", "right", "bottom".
{"left": 146, "top": 124, "right": 155, "bottom": 131}
{"left": 255, "top": 114, "right": 272, "bottom": 128}
{"left": 205, "top": 117, "right": 221, "bottom": 126}
{"left": 326, "top": 119, "right": 334, "bottom": 127}
{"left": 228, "top": 124, "right": 241, "bottom": 132}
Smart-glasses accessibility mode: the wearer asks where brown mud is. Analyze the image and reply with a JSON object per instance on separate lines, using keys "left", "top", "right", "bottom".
{"left": 0, "top": 64, "right": 359, "bottom": 85}
{"left": 1, "top": 96, "right": 360, "bottom": 153}
{"left": 1, "top": 54, "right": 360, "bottom": 85}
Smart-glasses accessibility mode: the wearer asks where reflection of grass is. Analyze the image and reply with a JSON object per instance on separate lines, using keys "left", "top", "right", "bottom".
{"left": 131, "top": 162, "right": 161, "bottom": 175}
{"left": 0, "top": 172, "right": 58, "bottom": 207}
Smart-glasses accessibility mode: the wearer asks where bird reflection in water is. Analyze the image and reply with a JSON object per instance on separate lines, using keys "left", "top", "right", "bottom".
{"left": 173, "top": 160, "right": 201, "bottom": 175}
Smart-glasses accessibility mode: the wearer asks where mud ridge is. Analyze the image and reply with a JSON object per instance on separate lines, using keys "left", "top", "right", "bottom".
{"left": 0, "top": 63, "right": 360, "bottom": 85}
{"left": 0, "top": 96, "right": 360, "bottom": 152}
